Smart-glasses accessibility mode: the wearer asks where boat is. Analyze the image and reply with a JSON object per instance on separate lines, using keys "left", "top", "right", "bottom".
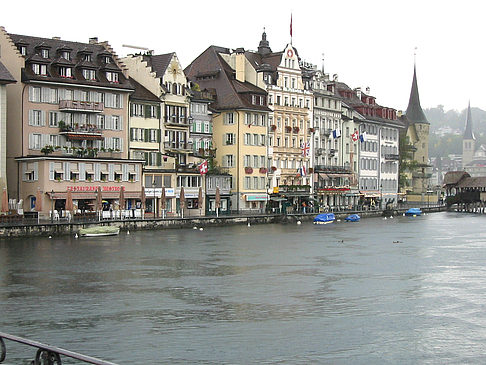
{"left": 313, "top": 213, "right": 335, "bottom": 224}
{"left": 405, "top": 208, "right": 422, "bottom": 216}
{"left": 344, "top": 214, "right": 360, "bottom": 222}
{"left": 79, "top": 226, "right": 120, "bottom": 237}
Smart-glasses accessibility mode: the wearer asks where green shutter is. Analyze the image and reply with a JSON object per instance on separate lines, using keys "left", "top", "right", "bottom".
{"left": 157, "top": 105, "right": 161, "bottom": 119}
{"left": 144, "top": 105, "right": 150, "bottom": 118}
{"left": 144, "top": 129, "right": 149, "bottom": 142}
{"left": 157, "top": 153, "right": 162, "bottom": 166}
{"left": 144, "top": 152, "right": 149, "bottom": 164}
{"left": 157, "top": 129, "right": 161, "bottom": 142}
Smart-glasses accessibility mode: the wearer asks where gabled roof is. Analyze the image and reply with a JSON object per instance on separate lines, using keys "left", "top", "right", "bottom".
{"left": 8, "top": 33, "right": 132, "bottom": 91}
{"left": 463, "top": 102, "right": 475, "bottom": 140}
{"left": 184, "top": 46, "right": 270, "bottom": 112}
{"left": 456, "top": 176, "right": 486, "bottom": 189}
{"left": 129, "top": 77, "right": 160, "bottom": 102}
{"left": 142, "top": 53, "right": 174, "bottom": 79}
{"left": 405, "top": 65, "right": 429, "bottom": 124}
{"left": 443, "top": 170, "right": 470, "bottom": 186}
{"left": 0, "top": 61, "right": 16, "bottom": 84}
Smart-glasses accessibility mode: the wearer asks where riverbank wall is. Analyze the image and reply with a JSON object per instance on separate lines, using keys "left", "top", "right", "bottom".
{"left": 0, "top": 206, "right": 446, "bottom": 238}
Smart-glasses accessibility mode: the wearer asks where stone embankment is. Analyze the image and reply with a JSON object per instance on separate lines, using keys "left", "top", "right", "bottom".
{"left": 0, "top": 206, "right": 446, "bottom": 238}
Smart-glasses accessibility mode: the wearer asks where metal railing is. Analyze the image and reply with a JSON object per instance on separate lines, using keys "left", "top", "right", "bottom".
{"left": 0, "top": 331, "right": 118, "bottom": 365}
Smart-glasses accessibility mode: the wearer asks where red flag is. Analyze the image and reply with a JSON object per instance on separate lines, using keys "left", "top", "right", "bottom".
{"left": 290, "top": 14, "right": 293, "bottom": 38}
{"left": 199, "top": 160, "right": 208, "bottom": 175}
{"left": 352, "top": 130, "right": 359, "bottom": 142}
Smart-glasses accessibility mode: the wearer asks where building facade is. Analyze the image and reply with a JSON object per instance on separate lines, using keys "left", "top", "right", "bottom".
{"left": 0, "top": 28, "right": 143, "bottom": 216}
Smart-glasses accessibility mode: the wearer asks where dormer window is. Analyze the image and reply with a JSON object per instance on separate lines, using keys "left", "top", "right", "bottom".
{"left": 32, "top": 63, "right": 47, "bottom": 76}
{"left": 41, "top": 49, "right": 49, "bottom": 58}
{"left": 20, "top": 46, "right": 26, "bottom": 55}
{"left": 103, "top": 56, "right": 111, "bottom": 64}
{"left": 61, "top": 51, "right": 70, "bottom": 60}
{"left": 82, "top": 69, "right": 96, "bottom": 81}
{"left": 59, "top": 66, "right": 72, "bottom": 78}
{"left": 84, "top": 54, "right": 92, "bottom": 62}
{"left": 106, "top": 72, "right": 119, "bottom": 83}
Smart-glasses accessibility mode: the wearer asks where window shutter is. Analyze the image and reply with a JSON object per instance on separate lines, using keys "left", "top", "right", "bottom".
{"left": 144, "top": 105, "right": 150, "bottom": 118}
{"left": 157, "top": 153, "right": 162, "bottom": 166}
{"left": 49, "top": 162, "right": 55, "bottom": 180}
{"left": 22, "top": 163, "right": 27, "bottom": 182}
{"left": 144, "top": 152, "right": 148, "bottom": 164}
{"left": 119, "top": 116, "right": 123, "bottom": 131}
{"left": 148, "top": 152, "right": 152, "bottom": 165}
{"left": 130, "top": 128, "right": 134, "bottom": 141}
{"left": 108, "top": 164, "right": 114, "bottom": 181}
{"left": 157, "top": 105, "right": 161, "bottom": 119}
{"left": 33, "top": 162, "right": 39, "bottom": 181}
{"left": 28, "top": 134, "right": 34, "bottom": 149}
{"left": 122, "top": 164, "right": 128, "bottom": 181}
{"left": 144, "top": 129, "right": 149, "bottom": 142}
{"left": 119, "top": 139, "right": 123, "bottom": 152}
{"left": 41, "top": 111, "right": 46, "bottom": 126}
{"left": 64, "top": 162, "right": 70, "bottom": 181}
{"left": 157, "top": 129, "right": 161, "bottom": 142}
{"left": 135, "top": 164, "right": 140, "bottom": 182}
{"left": 79, "top": 163, "right": 86, "bottom": 181}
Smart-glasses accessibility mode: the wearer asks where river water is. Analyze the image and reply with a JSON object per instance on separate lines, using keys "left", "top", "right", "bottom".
{"left": 1, "top": 212, "right": 486, "bottom": 364}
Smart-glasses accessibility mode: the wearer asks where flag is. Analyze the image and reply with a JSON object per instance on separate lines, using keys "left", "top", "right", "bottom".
{"left": 199, "top": 160, "right": 208, "bottom": 175}
{"left": 332, "top": 129, "right": 341, "bottom": 138}
{"left": 359, "top": 132, "right": 368, "bottom": 142}
{"left": 301, "top": 141, "right": 310, "bottom": 156}
{"left": 300, "top": 166, "right": 306, "bottom": 177}
{"left": 352, "top": 130, "right": 359, "bottom": 142}
{"left": 290, "top": 14, "right": 293, "bottom": 38}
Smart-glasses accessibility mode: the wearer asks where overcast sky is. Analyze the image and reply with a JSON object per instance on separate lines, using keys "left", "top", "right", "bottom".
{"left": 2, "top": 0, "right": 483, "bottom": 112}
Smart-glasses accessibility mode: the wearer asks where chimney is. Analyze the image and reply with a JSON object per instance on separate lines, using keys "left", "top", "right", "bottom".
{"left": 89, "top": 37, "right": 98, "bottom": 44}
{"left": 366, "top": 86, "right": 370, "bottom": 95}
{"left": 355, "top": 87, "right": 362, "bottom": 99}
{"left": 52, "top": 36, "right": 61, "bottom": 40}
{"left": 333, "top": 74, "right": 338, "bottom": 81}
{"left": 235, "top": 51, "right": 246, "bottom": 82}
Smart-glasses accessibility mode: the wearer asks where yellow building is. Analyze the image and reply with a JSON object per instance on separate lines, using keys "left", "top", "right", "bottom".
{"left": 185, "top": 46, "right": 270, "bottom": 213}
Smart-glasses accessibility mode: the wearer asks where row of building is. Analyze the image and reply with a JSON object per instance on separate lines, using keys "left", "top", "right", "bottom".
{"left": 0, "top": 26, "right": 430, "bottom": 217}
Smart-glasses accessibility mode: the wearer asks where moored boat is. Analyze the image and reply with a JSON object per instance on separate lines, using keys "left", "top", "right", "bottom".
{"left": 313, "top": 213, "right": 335, "bottom": 224}
{"left": 405, "top": 208, "right": 422, "bottom": 216}
{"left": 345, "top": 214, "right": 360, "bottom": 222}
{"left": 79, "top": 226, "right": 120, "bottom": 237}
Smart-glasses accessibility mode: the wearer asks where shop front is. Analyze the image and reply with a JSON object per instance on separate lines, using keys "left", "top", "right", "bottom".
{"left": 244, "top": 193, "right": 268, "bottom": 213}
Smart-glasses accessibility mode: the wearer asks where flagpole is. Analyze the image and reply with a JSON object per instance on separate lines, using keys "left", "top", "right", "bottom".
{"left": 290, "top": 13, "right": 293, "bottom": 45}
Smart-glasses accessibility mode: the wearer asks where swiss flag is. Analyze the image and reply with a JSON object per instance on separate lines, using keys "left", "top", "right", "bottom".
{"left": 352, "top": 130, "right": 359, "bottom": 142}
{"left": 199, "top": 160, "right": 208, "bottom": 175}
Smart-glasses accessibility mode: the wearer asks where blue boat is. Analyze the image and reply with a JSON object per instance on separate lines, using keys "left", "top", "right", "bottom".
{"left": 313, "top": 213, "right": 335, "bottom": 224}
{"left": 405, "top": 208, "right": 422, "bottom": 216}
{"left": 345, "top": 214, "right": 360, "bottom": 222}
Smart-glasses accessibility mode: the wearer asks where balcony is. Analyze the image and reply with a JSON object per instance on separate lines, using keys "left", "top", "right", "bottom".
{"left": 59, "top": 124, "right": 103, "bottom": 140}
{"left": 165, "top": 116, "right": 189, "bottom": 127}
{"left": 59, "top": 100, "right": 104, "bottom": 113}
{"left": 321, "top": 128, "right": 332, "bottom": 136}
{"left": 164, "top": 141, "right": 192, "bottom": 152}
{"left": 384, "top": 154, "right": 400, "bottom": 161}
{"left": 314, "top": 165, "right": 352, "bottom": 174}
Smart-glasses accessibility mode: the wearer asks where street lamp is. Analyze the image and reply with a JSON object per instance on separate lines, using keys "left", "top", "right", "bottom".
{"left": 380, "top": 183, "right": 383, "bottom": 210}
{"left": 51, "top": 189, "right": 54, "bottom": 223}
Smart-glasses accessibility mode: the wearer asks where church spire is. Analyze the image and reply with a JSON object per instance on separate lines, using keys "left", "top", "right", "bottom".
{"left": 258, "top": 27, "right": 272, "bottom": 55}
{"left": 405, "top": 64, "right": 429, "bottom": 124}
{"left": 464, "top": 101, "right": 475, "bottom": 140}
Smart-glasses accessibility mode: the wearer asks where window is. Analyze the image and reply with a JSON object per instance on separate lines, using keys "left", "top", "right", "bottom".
{"left": 223, "top": 155, "right": 234, "bottom": 168}
{"left": 32, "top": 64, "right": 47, "bottom": 76}
{"left": 84, "top": 54, "right": 92, "bottom": 62}
{"left": 225, "top": 133, "right": 235, "bottom": 145}
{"left": 224, "top": 112, "right": 235, "bottom": 125}
{"left": 245, "top": 177, "right": 251, "bottom": 189}
{"left": 82, "top": 69, "right": 96, "bottom": 81}
{"left": 49, "top": 112, "right": 59, "bottom": 127}
{"left": 61, "top": 51, "right": 70, "bottom": 60}
{"left": 20, "top": 46, "right": 26, "bottom": 55}
{"left": 106, "top": 72, "right": 119, "bottom": 83}
{"left": 28, "top": 110, "right": 43, "bottom": 126}
{"left": 41, "top": 49, "right": 49, "bottom": 58}
{"left": 59, "top": 67, "right": 72, "bottom": 78}
{"left": 112, "top": 115, "right": 121, "bottom": 130}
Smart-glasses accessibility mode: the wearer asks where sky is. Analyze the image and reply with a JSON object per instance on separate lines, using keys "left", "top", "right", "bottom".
{"left": 1, "top": 0, "right": 484, "bottom": 112}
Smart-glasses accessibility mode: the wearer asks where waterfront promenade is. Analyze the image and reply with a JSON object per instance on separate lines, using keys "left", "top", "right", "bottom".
{"left": 0, "top": 204, "right": 446, "bottom": 238}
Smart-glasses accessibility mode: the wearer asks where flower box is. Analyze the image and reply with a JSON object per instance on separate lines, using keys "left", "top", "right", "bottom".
{"left": 270, "top": 125, "right": 277, "bottom": 131}
{"left": 245, "top": 167, "right": 253, "bottom": 174}
{"left": 259, "top": 167, "right": 268, "bottom": 174}
{"left": 293, "top": 127, "right": 300, "bottom": 133}
{"left": 285, "top": 126, "right": 292, "bottom": 133}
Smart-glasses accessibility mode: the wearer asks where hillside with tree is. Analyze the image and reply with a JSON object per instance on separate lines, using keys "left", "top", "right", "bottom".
{"left": 424, "top": 105, "right": 486, "bottom": 157}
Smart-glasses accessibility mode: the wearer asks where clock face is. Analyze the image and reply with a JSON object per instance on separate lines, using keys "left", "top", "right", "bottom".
{"left": 287, "top": 49, "right": 294, "bottom": 58}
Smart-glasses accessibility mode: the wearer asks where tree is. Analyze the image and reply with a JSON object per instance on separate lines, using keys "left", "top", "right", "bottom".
{"left": 398, "top": 133, "right": 418, "bottom": 190}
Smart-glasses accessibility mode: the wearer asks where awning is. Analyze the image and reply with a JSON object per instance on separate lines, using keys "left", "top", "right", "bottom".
{"left": 317, "top": 173, "right": 329, "bottom": 180}
{"left": 270, "top": 197, "right": 287, "bottom": 202}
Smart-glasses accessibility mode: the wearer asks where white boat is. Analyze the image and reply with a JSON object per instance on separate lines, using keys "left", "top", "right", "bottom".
{"left": 79, "top": 226, "right": 120, "bottom": 237}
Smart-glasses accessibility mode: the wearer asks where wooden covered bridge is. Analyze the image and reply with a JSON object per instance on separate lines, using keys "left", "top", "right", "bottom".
{"left": 443, "top": 171, "right": 486, "bottom": 213}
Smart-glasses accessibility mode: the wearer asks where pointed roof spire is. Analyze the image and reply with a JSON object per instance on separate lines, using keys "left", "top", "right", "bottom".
{"left": 405, "top": 63, "right": 429, "bottom": 124}
{"left": 464, "top": 101, "right": 475, "bottom": 140}
{"left": 258, "top": 27, "right": 272, "bottom": 55}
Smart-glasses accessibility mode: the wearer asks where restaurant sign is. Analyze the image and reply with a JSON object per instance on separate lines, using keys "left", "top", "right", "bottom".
{"left": 67, "top": 186, "right": 122, "bottom": 192}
